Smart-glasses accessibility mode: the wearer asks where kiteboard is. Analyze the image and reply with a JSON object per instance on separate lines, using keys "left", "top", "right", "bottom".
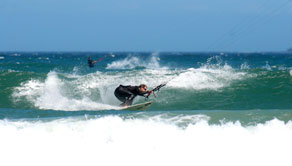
{"left": 120, "top": 101, "right": 153, "bottom": 111}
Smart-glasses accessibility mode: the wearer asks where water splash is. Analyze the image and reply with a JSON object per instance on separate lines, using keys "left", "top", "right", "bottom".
{"left": 106, "top": 53, "right": 166, "bottom": 70}
{"left": 167, "top": 64, "right": 249, "bottom": 90}
{"left": 13, "top": 71, "right": 118, "bottom": 111}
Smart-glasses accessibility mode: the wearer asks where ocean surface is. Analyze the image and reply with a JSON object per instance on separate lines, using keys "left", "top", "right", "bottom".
{"left": 1, "top": 52, "right": 292, "bottom": 166}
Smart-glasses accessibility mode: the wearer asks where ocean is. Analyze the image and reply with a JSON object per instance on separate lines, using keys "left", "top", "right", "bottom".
{"left": 1, "top": 52, "right": 292, "bottom": 166}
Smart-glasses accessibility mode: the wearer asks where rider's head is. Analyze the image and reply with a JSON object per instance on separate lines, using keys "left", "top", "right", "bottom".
{"left": 139, "top": 84, "right": 147, "bottom": 92}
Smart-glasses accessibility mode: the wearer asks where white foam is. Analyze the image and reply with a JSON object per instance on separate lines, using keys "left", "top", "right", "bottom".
{"left": 0, "top": 117, "right": 292, "bottom": 166}
{"left": 106, "top": 56, "right": 140, "bottom": 69}
{"left": 13, "top": 71, "right": 119, "bottom": 111}
{"left": 167, "top": 65, "right": 249, "bottom": 90}
{"left": 263, "top": 61, "right": 272, "bottom": 70}
{"left": 290, "top": 70, "right": 292, "bottom": 76}
{"left": 0, "top": 56, "right": 4, "bottom": 60}
{"left": 106, "top": 53, "right": 166, "bottom": 70}
{"left": 13, "top": 79, "right": 43, "bottom": 102}
{"left": 240, "top": 62, "right": 250, "bottom": 69}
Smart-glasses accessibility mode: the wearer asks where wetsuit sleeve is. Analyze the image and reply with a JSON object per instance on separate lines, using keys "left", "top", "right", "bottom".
{"left": 135, "top": 87, "right": 149, "bottom": 96}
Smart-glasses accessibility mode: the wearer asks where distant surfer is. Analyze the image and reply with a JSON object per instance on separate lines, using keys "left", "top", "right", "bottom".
{"left": 114, "top": 84, "right": 153, "bottom": 106}
{"left": 88, "top": 56, "right": 97, "bottom": 68}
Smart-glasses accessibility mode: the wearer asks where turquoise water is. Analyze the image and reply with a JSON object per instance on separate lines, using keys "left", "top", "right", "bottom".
{"left": 1, "top": 52, "right": 292, "bottom": 166}
{"left": 1, "top": 52, "right": 292, "bottom": 116}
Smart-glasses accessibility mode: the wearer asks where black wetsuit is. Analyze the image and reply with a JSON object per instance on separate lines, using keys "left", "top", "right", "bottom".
{"left": 114, "top": 85, "right": 148, "bottom": 106}
{"left": 88, "top": 59, "right": 95, "bottom": 68}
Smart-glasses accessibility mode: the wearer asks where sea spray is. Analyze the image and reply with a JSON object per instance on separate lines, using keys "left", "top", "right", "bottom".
{"left": 13, "top": 71, "right": 118, "bottom": 111}
{"left": 106, "top": 53, "right": 167, "bottom": 70}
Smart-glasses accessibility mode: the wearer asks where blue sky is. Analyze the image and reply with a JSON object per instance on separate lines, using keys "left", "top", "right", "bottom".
{"left": 1, "top": 0, "right": 292, "bottom": 52}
